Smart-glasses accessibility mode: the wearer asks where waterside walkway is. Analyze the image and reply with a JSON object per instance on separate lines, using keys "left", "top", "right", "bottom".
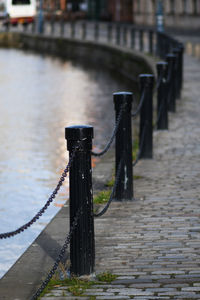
{"left": 39, "top": 49, "right": 200, "bottom": 299}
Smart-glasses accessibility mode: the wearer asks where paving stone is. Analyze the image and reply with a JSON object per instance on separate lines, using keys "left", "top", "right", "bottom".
{"left": 40, "top": 36, "right": 200, "bottom": 300}
{"left": 96, "top": 297, "right": 130, "bottom": 300}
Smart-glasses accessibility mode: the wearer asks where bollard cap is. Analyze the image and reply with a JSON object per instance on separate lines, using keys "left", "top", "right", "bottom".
{"left": 139, "top": 74, "right": 154, "bottom": 89}
{"left": 65, "top": 125, "right": 93, "bottom": 141}
{"left": 166, "top": 53, "right": 176, "bottom": 61}
{"left": 156, "top": 61, "right": 168, "bottom": 72}
{"left": 178, "top": 43, "right": 184, "bottom": 51}
{"left": 113, "top": 92, "right": 133, "bottom": 111}
{"left": 157, "top": 61, "right": 168, "bottom": 66}
{"left": 173, "top": 48, "right": 181, "bottom": 55}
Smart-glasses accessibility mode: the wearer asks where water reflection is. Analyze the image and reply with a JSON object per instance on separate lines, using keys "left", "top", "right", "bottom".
{"left": 0, "top": 48, "right": 134, "bottom": 278}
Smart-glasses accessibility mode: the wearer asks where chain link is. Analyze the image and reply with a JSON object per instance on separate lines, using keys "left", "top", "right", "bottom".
{"left": 91, "top": 103, "right": 126, "bottom": 157}
{"left": 0, "top": 150, "right": 76, "bottom": 240}
{"left": 132, "top": 90, "right": 145, "bottom": 118}
{"left": 30, "top": 207, "right": 81, "bottom": 300}
{"left": 132, "top": 123, "right": 147, "bottom": 167}
{"left": 156, "top": 70, "right": 164, "bottom": 90}
{"left": 94, "top": 154, "right": 124, "bottom": 217}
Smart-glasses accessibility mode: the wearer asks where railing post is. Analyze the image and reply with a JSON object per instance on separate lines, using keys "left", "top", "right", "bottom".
{"left": 71, "top": 21, "right": 75, "bottom": 38}
{"left": 60, "top": 16, "right": 64, "bottom": 36}
{"left": 139, "top": 29, "right": 144, "bottom": 51}
{"left": 148, "top": 30, "right": 153, "bottom": 54}
{"left": 82, "top": 22, "right": 86, "bottom": 40}
{"left": 166, "top": 54, "right": 176, "bottom": 112}
{"left": 50, "top": 15, "right": 55, "bottom": 35}
{"left": 32, "top": 20, "right": 35, "bottom": 34}
{"left": 156, "top": 31, "right": 161, "bottom": 57}
{"left": 156, "top": 62, "right": 168, "bottom": 130}
{"left": 116, "top": 25, "right": 120, "bottom": 45}
{"left": 139, "top": 74, "right": 154, "bottom": 158}
{"left": 107, "top": 23, "right": 112, "bottom": 43}
{"left": 123, "top": 26, "right": 127, "bottom": 46}
{"left": 65, "top": 125, "right": 95, "bottom": 277}
{"left": 113, "top": 92, "right": 133, "bottom": 201}
{"left": 130, "top": 27, "right": 135, "bottom": 49}
{"left": 178, "top": 44, "right": 184, "bottom": 93}
{"left": 173, "top": 48, "right": 181, "bottom": 99}
{"left": 94, "top": 22, "right": 99, "bottom": 41}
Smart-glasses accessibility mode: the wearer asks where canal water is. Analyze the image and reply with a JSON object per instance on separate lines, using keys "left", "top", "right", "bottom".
{"left": 0, "top": 48, "right": 135, "bottom": 278}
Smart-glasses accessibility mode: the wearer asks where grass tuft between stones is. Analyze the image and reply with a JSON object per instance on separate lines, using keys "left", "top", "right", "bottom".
{"left": 38, "top": 271, "right": 118, "bottom": 298}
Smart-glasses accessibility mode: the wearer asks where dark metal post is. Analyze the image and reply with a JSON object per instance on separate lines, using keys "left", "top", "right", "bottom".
{"left": 139, "top": 29, "right": 144, "bottom": 51}
{"left": 166, "top": 54, "right": 176, "bottom": 112}
{"left": 82, "top": 22, "right": 86, "bottom": 40}
{"left": 148, "top": 30, "right": 153, "bottom": 54}
{"left": 38, "top": 0, "right": 44, "bottom": 34}
{"left": 107, "top": 23, "right": 112, "bottom": 43}
{"left": 113, "top": 92, "right": 133, "bottom": 201}
{"left": 32, "top": 20, "right": 35, "bottom": 34}
{"left": 123, "top": 26, "right": 127, "bottom": 46}
{"left": 139, "top": 74, "right": 154, "bottom": 158}
{"left": 60, "top": 16, "right": 64, "bottom": 36}
{"left": 94, "top": 22, "right": 99, "bottom": 41}
{"left": 156, "top": 32, "right": 161, "bottom": 57}
{"left": 65, "top": 125, "right": 95, "bottom": 277}
{"left": 50, "top": 15, "right": 55, "bottom": 35}
{"left": 130, "top": 27, "right": 135, "bottom": 49}
{"left": 116, "top": 25, "right": 120, "bottom": 45}
{"left": 156, "top": 62, "right": 168, "bottom": 130}
{"left": 71, "top": 21, "right": 75, "bottom": 38}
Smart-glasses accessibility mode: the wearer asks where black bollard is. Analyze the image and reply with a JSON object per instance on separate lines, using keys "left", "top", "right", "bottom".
{"left": 139, "top": 74, "right": 154, "bottom": 158}
{"left": 156, "top": 62, "right": 169, "bottom": 130}
{"left": 65, "top": 125, "right": 95, "bottom": 277}
{"left": 166, "top": 54, "right": 176, "bottom": 112}
{"left": 113, "top": 92, "right": 133, "bottom": 201}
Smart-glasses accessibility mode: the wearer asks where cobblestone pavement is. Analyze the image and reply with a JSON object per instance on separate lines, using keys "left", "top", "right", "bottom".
{"left": 40, "top": 52, "right": 200, "bottom": 299}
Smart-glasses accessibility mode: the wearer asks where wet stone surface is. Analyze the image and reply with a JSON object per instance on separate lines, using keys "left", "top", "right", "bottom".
{"left": 39, "top": 48, "right": 200, "bottom": 300}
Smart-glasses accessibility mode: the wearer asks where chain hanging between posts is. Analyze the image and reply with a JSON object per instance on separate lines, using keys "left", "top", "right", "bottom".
{"left": 0, "top": 150, "right": 77, "bottom": 240}
{"left": 30, "top": 207, "right": 81, "bottom": 300}
{"left": 132, "top": 122, "right": 147, "bottom": 167}
{"left": 94, "top": 154, "right": 124, "bottom": 217}
{"left": 156, "top": 70, "right": 164, "bottom": 90}
{"left": 91, "top": 103, "right": 126, "bottom": 157}
{"left": 154, "top": 96, "right": 166, "bottom": 129}
{"left": 132, "top": 90, "right": 145, "bottom": 118}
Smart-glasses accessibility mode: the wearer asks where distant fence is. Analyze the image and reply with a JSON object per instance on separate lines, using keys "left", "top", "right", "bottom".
{"left": 3, "top": 20, "right": 182, "bottom": 57}
{"left": 0, "top": 21, "right": 184, "bottom": 300}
